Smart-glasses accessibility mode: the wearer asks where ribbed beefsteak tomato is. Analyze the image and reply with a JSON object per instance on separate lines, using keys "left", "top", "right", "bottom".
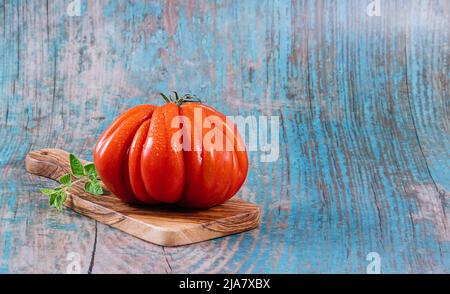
{"left": 93, "top": 93, "right": 248, "bottom": 208}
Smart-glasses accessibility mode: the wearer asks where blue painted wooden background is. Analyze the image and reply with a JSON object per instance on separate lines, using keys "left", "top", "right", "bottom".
{"left": 0, "top": 0, "right": 449, "bottom": 273}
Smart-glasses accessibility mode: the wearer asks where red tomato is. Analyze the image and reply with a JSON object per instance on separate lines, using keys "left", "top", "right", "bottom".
{"left": 93, "top": 93, "right": 248, "bottom": 208}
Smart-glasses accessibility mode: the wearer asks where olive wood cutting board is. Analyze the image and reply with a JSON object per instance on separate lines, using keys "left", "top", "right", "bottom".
{"left": 25, "top": 149, "right": 260, "bottom": 246}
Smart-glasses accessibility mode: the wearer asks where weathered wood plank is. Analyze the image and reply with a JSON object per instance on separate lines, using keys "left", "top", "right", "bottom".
{"left": 0, "top": 0, "right": 448, "bottom": 273}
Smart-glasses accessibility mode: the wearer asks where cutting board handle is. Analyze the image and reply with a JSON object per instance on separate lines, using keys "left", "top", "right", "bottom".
{"left": 25, "top": 148, "right": 88, "bottom": 181}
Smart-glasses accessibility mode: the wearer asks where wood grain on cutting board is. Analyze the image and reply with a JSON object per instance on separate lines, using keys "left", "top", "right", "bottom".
{"left": 24, "top": 149, "right": 260, "bottom": 247}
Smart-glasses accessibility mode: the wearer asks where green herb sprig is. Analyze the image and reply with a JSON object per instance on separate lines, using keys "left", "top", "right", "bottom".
{"left": 40, "top": 154, "right": 104, "bottom": 211}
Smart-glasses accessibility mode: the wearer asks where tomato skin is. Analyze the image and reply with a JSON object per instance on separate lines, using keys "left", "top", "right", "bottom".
{"left": 178, "top": 103, "right": 235, "bottom": 208}
{"left": 94, "top": 105, "right": 155, "bottom": 203}
{"left": 140, "top": 103, "right": 185, "bottom": 203}
{"left": 128, "top": 119, "right": 158, "bottom": 204}
{"left": 93, "top": 101, "right": 248, "bottom": 208}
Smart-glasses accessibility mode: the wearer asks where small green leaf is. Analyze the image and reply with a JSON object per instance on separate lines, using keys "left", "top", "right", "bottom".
{"left": 84, "top": 163, "right": 99, "bottom": 180}
{"left": 59, "top": 173, "right": 71, "bottom": 186}
{"left": 84, "top": 163, "right": 97, "bottom": 174}
{"left": 84, "top": 181, "right": 103, "bottom": 195}
{"left": 51, "top": 191, "right": 67, "bottom": 212}
{"left": 88, "top": 174, "right": 98, "bottom": 181}
{"left": 49, "top": 192, "right": 57, "bottom": 206}
{"left": 57, "top": 191, "right": 67, "bottom": 211}
{"left": 69, "top": 154, "right": 85, "bottom": 177}
{"left": 40, "top": 188, "right": 55, "bottom": 196}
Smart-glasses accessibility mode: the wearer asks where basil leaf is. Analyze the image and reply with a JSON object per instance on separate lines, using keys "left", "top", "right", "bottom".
{"left": 84, "top": 181, "right": 103, "bottom": 195}
{"left": 69, "top": 154, "right": 85, "bottom": 177}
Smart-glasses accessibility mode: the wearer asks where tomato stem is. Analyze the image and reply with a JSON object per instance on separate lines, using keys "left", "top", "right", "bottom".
{"left": 159, "top": 92, "right": 202, "bottom": 106}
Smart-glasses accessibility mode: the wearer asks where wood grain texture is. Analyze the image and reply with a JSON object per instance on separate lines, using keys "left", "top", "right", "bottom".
{"left": 0, "top": 0, "right": 449, "bottom": 273}
{"left": 24, "top": 148, "right": 260, "bottom": 247}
